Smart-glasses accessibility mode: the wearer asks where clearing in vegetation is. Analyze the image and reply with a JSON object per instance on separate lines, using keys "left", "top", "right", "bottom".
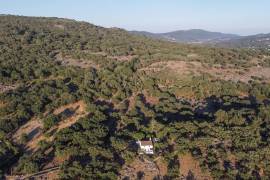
{"left": 52, "top": 100, "right": 87, "bottom": 131}
{"left": 56, "top": 53, "right": 100, "bottom": 69}
{"left": 12, "top": 117, "right": 43, "bottom": 153}
{"left": 12, "top": 101, "right": 87, "bottom": 153}
{"left": 142, "top": 60, "right": 270, "bottom": 83}
{"left": 120, "top": 157, "right": 161, "bottom": 180}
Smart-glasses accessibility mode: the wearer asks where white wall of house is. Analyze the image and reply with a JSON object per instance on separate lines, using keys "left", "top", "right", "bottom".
{"left": 140, "top": 145, "right": 154, "bottom": 154}
{"left": 137, "top": 140, "right": 154, "bottom": 154}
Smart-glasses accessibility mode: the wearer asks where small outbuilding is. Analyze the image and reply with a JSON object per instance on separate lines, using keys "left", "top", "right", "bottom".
{"left": 137, "top": 138, "right": 154, "bottom": 154}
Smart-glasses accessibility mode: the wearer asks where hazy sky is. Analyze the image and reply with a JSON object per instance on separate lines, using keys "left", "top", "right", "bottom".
{"left": 1, "top": 0, "right": 270, "bottom": 35}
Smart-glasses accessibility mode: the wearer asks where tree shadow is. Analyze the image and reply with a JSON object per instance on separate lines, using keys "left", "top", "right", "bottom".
{"left": 152, "top": 94, "right": 263, "bottom": 125}
{"left": 27, "top": 127, "right": 41, "bottom": 141}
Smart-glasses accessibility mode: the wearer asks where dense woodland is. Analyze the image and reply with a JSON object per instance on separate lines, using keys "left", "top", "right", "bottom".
{"left": 0, "top": 15, "right": 270, "bottom": 179}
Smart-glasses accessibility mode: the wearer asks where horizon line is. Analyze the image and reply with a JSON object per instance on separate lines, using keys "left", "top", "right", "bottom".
{"left": 1, "top": 13, "right": 269, "bottom": 37}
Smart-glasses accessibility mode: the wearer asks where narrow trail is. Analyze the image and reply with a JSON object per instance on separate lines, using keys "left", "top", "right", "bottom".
{"left": 6, "top": 166, "right": 60, "bottom": 180}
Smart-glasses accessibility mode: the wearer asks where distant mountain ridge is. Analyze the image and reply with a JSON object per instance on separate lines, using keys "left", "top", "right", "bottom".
{"left": 130, "top": 29, "right": 240, "bottom": 43}
{"left": 130, "top": 29, "right": 270, "bottom": 49}
{"left": 216, "top": 33, "right": 270, "bottom": 49}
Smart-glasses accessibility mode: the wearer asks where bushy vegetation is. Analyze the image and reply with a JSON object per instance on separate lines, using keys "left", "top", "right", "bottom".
{"left": 0, "top": 15, "right": 270, "bottom": 179}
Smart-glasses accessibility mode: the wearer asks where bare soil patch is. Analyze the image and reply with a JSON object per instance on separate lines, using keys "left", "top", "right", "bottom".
{"left": 43, "top": 154, "right": 69, "bottom": 170}
{"left": 0, "top": 101, "right": 6, "bottom": 108}
{"left": 127, "top": 93, "right": 137, "bottom": 111}
{"left": 53, "top": 24, "right": 65, "bottom": 30}
{"left": 108, "top": 55, "right": 137, "bottom": 62}
{"left": 143, "top": 90, "right": 159, "bottom": 105}
{"left": 53, "top": 100, "right": 87, "bottom": 131}
{"left": 227, "top": 153, "right": 237, "bottom": 169}
{"left": 141, "top": 60, "right": 270, "bottom": 83}
{"left": 179, "top": 153, "right": 212, "bottom": 180}
{"left": 12, "top": 117, "right": 44, "bottom": 153}
{"left": 56, "top": 53, "right": 99, "bottom": 69}
{"left": 0, "top": 84, "right": 18, "bottom": 94}
{"left": 83, "top": 50, "right": 137, "bottom": 62}
{"left": 120, "top": 158, "right": 161, "bottom": 180}
{"left": 127, "top": 91, "right": 159, "bottom": 112}
{"left": 155, "top": 157, "right": 168, "bottom": 177}
{"left": 12, "top": 101, "right": 87, "bottom": 153}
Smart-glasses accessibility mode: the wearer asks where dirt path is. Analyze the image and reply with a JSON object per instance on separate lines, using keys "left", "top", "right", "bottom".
{"left": 6, "top": 166, "right": 60, "bottom": 180}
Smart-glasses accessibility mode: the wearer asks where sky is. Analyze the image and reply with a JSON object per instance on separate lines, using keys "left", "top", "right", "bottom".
{"left": 0, "top": 0, "right": 270, "bottom": 35}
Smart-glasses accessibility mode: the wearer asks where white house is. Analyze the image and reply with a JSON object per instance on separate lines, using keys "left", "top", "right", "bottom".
{"left": 137, "top": 139, "right": 154, "bottom": 154}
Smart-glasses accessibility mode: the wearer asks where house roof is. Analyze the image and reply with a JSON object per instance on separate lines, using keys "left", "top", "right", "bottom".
{"left": 140, "top": 140, "right": 153, "bottom": 146}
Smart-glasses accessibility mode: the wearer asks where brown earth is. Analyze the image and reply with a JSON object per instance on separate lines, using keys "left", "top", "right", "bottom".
{"left": 0, "top": 101, "right": 6, "bottom": 108}
{"left": 82, "top": 50, "right": 137, "bottom": 62}
{"left": 0, "top": 84, "right": 18, "bottom": 94}
{"left": 141, "top": 60, "right": 270, "bottom": 83}
{"left": 120, "top": 158, "right": 161, "bottom": 180}
{"left": 56, "top": 52, "right": 136, "bottom": 69}
{"left": 227, "top": 153, "right": 237, "bottom": 169}
{"left": 143, "top": 90, "right": 159, "bottom": 105}
{"left": 155, "top": 157, "right": 168, "bottom": 177}
{"left": 179, "top": 153, "right": 212, "bottom": 180}
{"left": 56, "top": 53, "right": 99, "bottom": 69}
{"left": 12, "top": 117, "right": 44, "bottom": 153}
{"left": 53, "top": 24, "right": 65, "bottom": 30}
{"left": 107, "top": 55, "right": 137, "bottom": 62}
{"left": 127, "top": 93, "right": 137, "bottom": 111}
{"left": 53, "top": 100, "right": 87, "bottom": 131}
{"left": 43, "top": 153, "right": 70, "bottom": 170}
{"left": 127, "top": 91, "right": 159, "bottom": 112}
{"left": 12, "top": 101, "right": 87, "bottom": 153}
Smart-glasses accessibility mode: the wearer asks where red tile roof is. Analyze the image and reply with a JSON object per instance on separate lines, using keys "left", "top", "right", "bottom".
{"left": 140, "top": 140, "right": 153, "bottom": 146}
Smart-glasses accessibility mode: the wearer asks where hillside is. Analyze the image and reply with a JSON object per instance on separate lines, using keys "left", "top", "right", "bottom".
{"left": 1, "top": 15, "right": 270, "bottom": 179}
{"left": 217, "top": 33, "right": 270, "bottom": 49}
{"left": 130, "top": 29, "right": 239, "bottom": 43}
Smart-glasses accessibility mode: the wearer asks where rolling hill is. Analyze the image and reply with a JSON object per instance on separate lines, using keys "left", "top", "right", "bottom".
{"left": 130, "top": 29, "right": 270, "bottom": 50}
{"left": 130, "top": 29, "right": 240, "bottom": 43}
{"left": 217, "top": 33, "right": 270, "bottom": 49}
